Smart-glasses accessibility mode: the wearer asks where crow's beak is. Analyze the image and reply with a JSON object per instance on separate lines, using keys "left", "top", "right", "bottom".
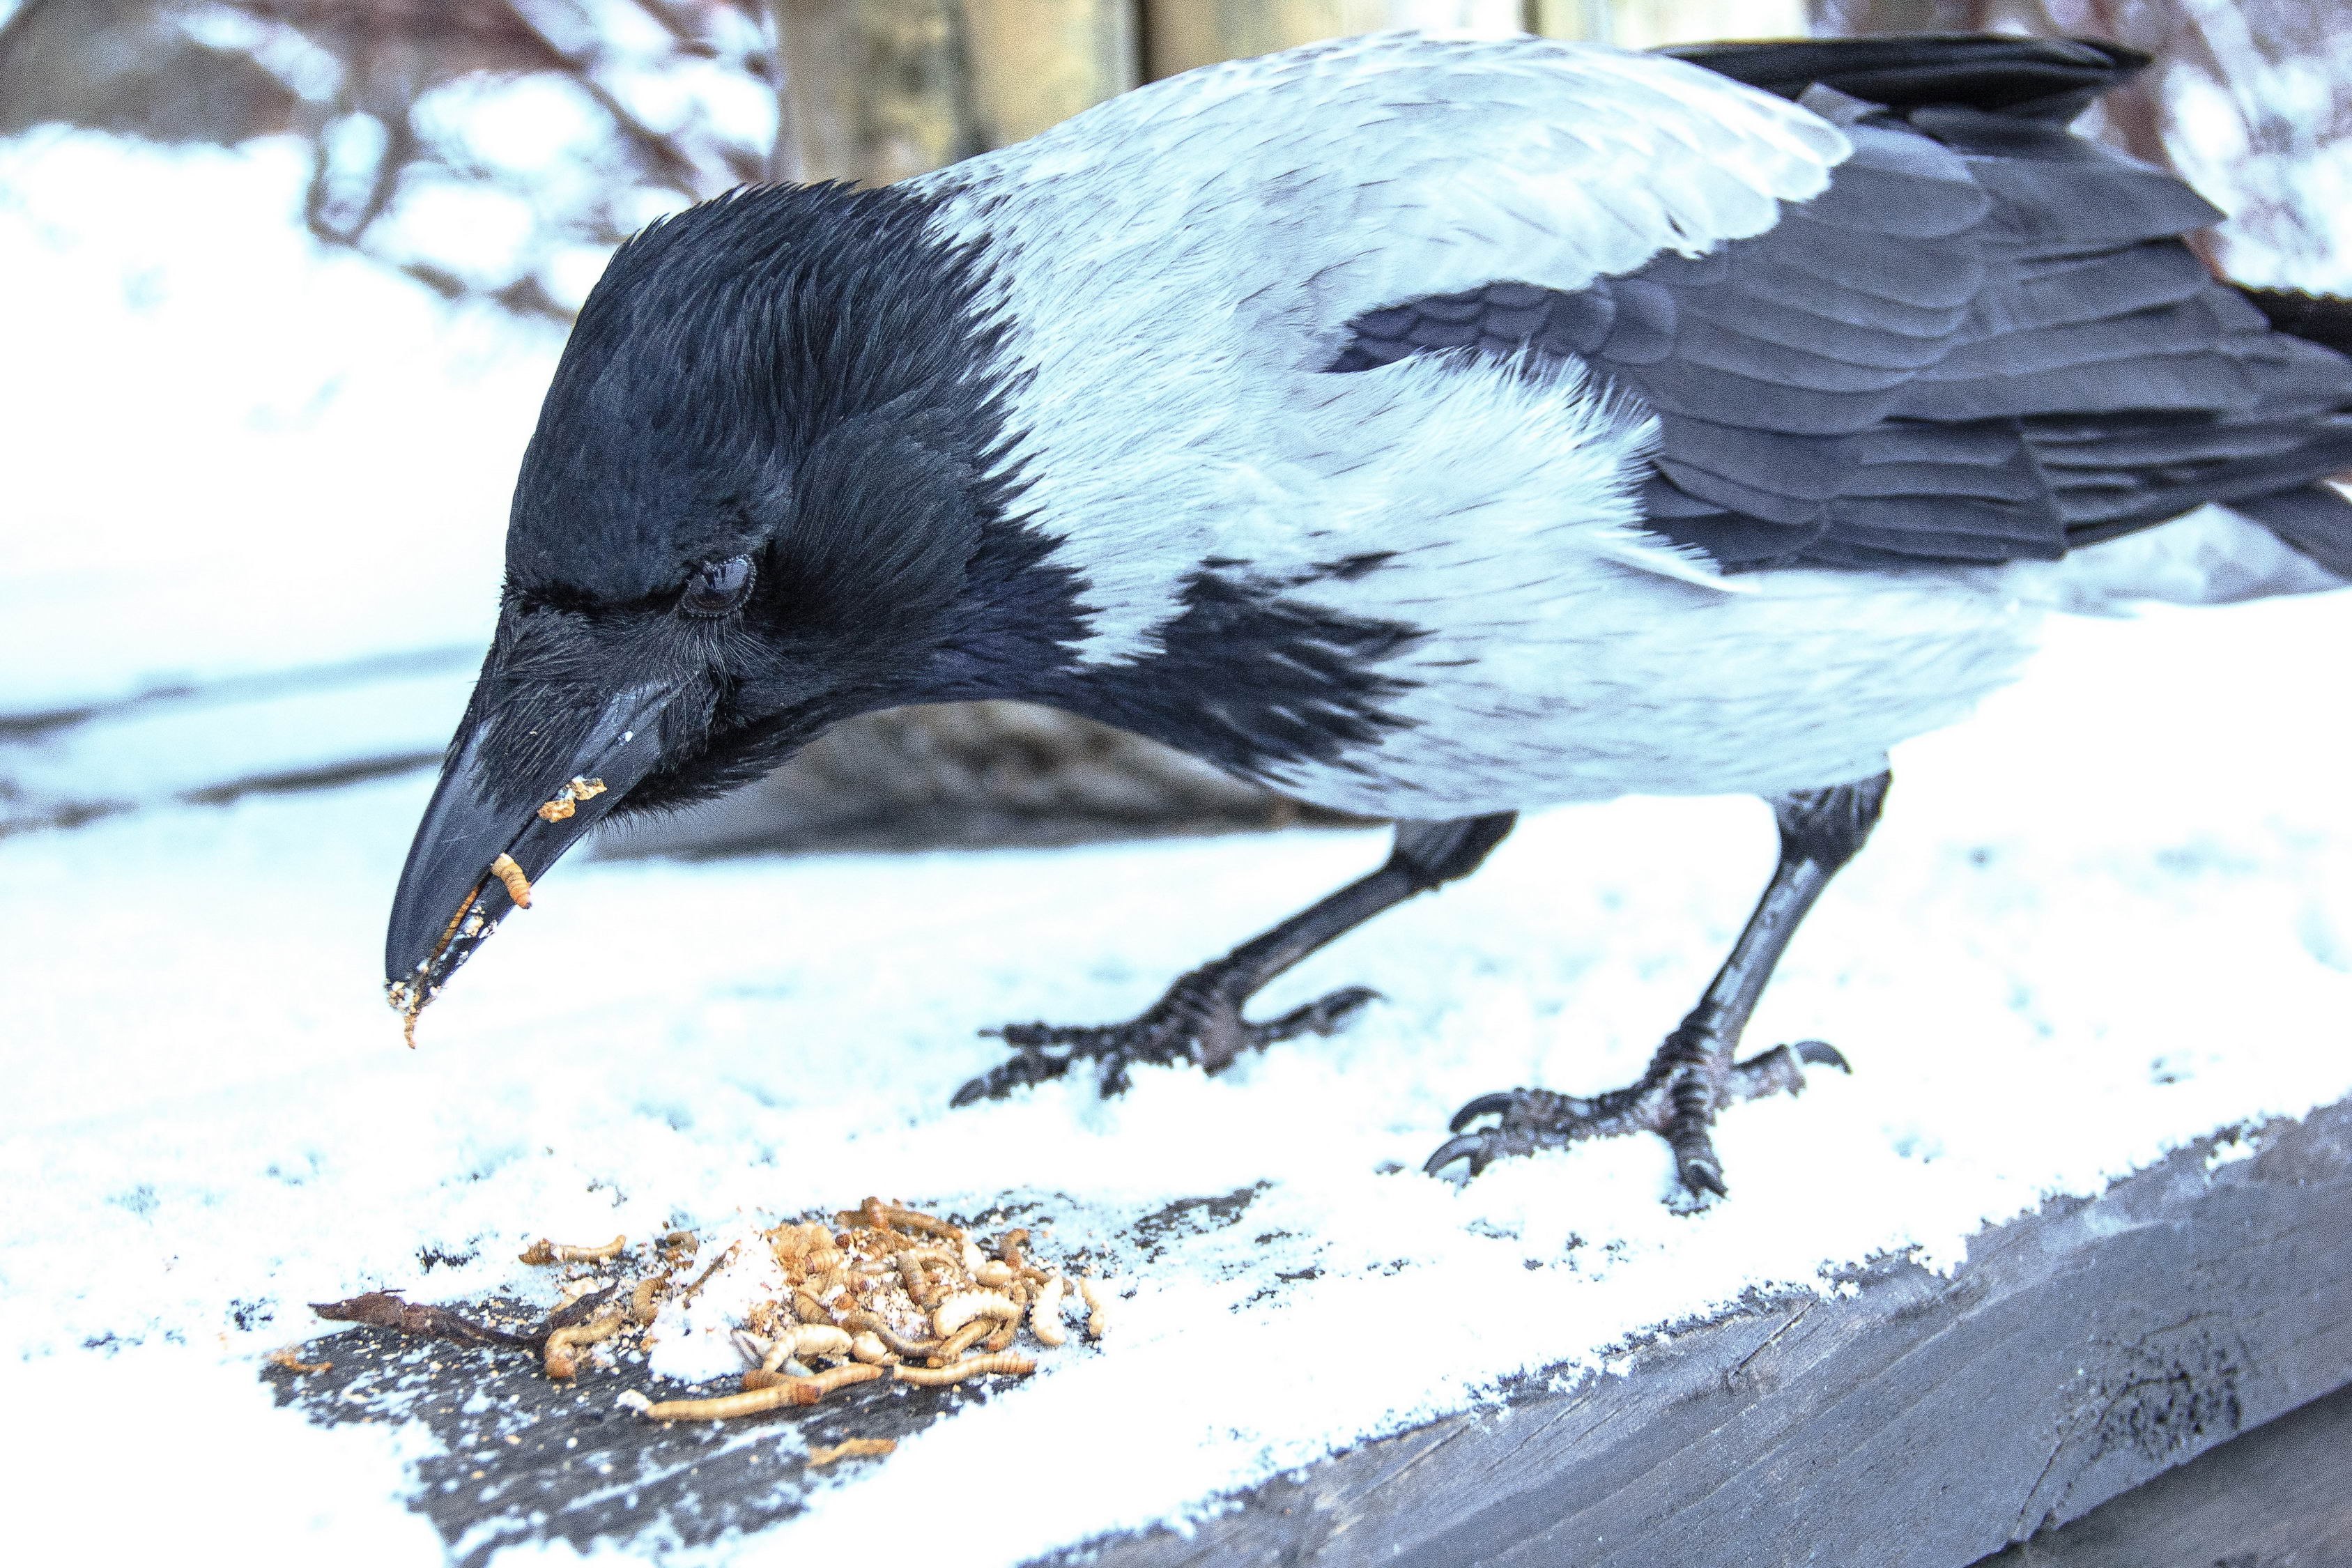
{"left": 384, "top": 684, "right": 675, "bottom": 1043}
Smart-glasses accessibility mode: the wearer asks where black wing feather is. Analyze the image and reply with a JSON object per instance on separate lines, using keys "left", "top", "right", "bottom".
{"left": 1327, "top": 38, "right": 2352, "bottom": 574}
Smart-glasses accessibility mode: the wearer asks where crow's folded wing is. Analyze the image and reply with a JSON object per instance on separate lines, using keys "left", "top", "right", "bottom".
{"left": 1332, "top": 50, "right": 2352, "bottom": 571}
{"left": 930, "top": 32, "right": 1847, "bottom": 368}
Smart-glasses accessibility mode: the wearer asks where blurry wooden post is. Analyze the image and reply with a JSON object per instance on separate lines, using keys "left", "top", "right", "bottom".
{"left": 771, "top": 1, "right": 1135, "bottom": 184}
{"left": 1525, "top": 0, "right": 1811, "bottom": 45}
{"left": 963, "top": 1, "right": 1139, "bottom": 148}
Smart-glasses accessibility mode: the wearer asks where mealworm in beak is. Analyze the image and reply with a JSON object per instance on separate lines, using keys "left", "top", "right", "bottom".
{"left": 488, "top": 853, "right": 532, "bottom": 907}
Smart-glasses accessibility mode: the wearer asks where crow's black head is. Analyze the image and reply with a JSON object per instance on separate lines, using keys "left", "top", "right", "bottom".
{"left": 385, "top": 182, "right": 1079, "bottom": 1029}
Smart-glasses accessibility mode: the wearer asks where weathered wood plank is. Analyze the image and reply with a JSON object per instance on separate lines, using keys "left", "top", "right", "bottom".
{"left": 1061, "top": 1101, "right": 2352, "bottom": 1567}
{"left": 1974, "top": 1378, "right": 2352, "bottom": 1567}
{"left": 271, "top": 1102, "right": 2352, "bottom": 1565}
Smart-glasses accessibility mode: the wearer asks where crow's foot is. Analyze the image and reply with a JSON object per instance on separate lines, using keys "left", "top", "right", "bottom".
{"left": 1424, "top": 1035, "right": 1850, "bottom": 1197}
{"left": 951, "top": 971, "right": 1381, "bottom": 1105}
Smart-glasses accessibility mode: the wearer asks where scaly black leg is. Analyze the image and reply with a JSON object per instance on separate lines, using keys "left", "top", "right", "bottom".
{"left": 953, "top": 813, "right": 1517, "bottom": 1104}
{"left": 1427, "top": 771, "right": 1891, "bottom": 1197}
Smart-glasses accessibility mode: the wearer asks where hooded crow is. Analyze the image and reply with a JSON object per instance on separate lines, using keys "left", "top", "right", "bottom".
{"left": 387, "top": 32, "right": 2352, "bottom": 1199}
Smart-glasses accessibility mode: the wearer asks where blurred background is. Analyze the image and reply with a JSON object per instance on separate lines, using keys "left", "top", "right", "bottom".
{"left": 4, "top": 0, "right": 2349, "bottom": 861}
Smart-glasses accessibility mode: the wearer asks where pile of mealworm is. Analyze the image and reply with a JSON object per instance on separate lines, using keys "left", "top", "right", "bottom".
{"left": 612, "top": 1195, "right": 1109, "bottom": 1422}
{"left": 307, "top": 1198, "right": 1111, "bottom": 1427}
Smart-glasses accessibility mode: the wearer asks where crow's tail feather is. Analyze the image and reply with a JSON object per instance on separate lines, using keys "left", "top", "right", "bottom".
{"left": 2231, "top": 286, "right": 2352, "bottom": 360}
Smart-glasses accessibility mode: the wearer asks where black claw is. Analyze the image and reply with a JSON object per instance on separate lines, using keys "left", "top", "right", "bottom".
{"left": 1424, "top": 1133, "right": 1489, "bottom": 1178}
{"left": 1792, "top": 1039, "right": 1851, "bottom": 1073}
{"left": 951, "top": 1048, "right": 1068, "bottom": 1107}
{"left": 1449, "top": 1091, "right": 1519, "bottom": 1132}
{"left": 1681, "top": 1158, "right": 1728, "bottom": 1198}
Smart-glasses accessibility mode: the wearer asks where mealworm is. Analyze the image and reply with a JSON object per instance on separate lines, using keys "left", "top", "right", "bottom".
{"left": 678, "top": 1241, "right": 738, "bottom": 1305}
{"left": 1029, "top": 1276, "right": 1068, "bottom": 1348}
{"left": 518, "top": 1235, "right": 625, "bottom": 1266}
{"left": 842, "top": 1198, "right": 964, "bottom": 1242}
{"left": 960, "top": 1239, "right": 987, "bottom": 1273}
{"left": 932, "top": 1319, "right": 992, "bottom": 1364}
{"left": 891, "top": 1353, "right": 1036, "bottom": 1387}
{"left": 267, "top": 1347, "right": 332, "bottom": 1375}
{"left": 931, "top": 1291, "right": 1019, "bottom": 1339}
{"left": 807, "top": 1438, "right": 896, "bottom": 1466}
{"left": 843, "top": 1311, "right": 939, "bottom": 1360}
{"left": 1080, "top": 1276, "right": 1112, "bottom": 1339}
{"left": 896, "top": 1251, "right": 936, "bottom": 1308}
{"left": 544, "top": 1305, "right": 627, "bottom": 1380}
{"left": 997, "top": 1228, "right": 1031, "bottom": 1272}
{"left": 640, "top": 1362, "right": 882, "bottom": 1419}
{"left": 488, "top": 853, "right": 533, "bottom": 908}
{"left": 629, "top": 1274, "right": 667, "bottom": 1326}
{"left": 972, "top": 1261, "right": 1013, "bottom": 1289}
{"left": 849, "top": 1332, "right": 894, "bottom": 1365}
{"left": 792, "top": 1289, "right": 833, "bottom": 1325}
{"left": 983, "top": 1316, "right": 1017, "bottom": 1353}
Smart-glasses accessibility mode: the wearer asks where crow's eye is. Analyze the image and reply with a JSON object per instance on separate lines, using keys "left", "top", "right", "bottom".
{"left": 681, "top": 555, "right": 755, "bottom": 617}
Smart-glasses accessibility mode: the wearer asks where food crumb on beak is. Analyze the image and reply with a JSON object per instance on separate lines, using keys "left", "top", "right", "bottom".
{"left": 490, "top": 853, "right": 534, "bottom": 908}
{"left": 535, "top": 776, "right": 607, "bottom": 823}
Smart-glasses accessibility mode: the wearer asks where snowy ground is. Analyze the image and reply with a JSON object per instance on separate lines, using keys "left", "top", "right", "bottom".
{"left": 5, "top": 132, "right": 2352, "bottom": 1565}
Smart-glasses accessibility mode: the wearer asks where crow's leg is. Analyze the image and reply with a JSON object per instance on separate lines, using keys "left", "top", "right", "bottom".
{"left": 953, "top": 813, "right": 1517, "bottom": 1105}
{"left": 1427, "top": 771, "right": 1891, "bottom": 1197}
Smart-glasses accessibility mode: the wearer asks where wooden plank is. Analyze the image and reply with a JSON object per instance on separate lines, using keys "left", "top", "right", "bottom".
{"left": 1973, "top": 1380, "right": 2352, "bottom": 1566}
{"left": 270, "top": 1101, "right": 2352, "bottom": 1565}
{"left": 1059, "top": 1100, "right": 2352, "bottom": 1567}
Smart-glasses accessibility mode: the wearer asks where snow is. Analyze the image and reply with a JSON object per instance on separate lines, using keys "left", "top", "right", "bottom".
{"left": 6, "top": 129, "right": 2352, "bottom": 1565}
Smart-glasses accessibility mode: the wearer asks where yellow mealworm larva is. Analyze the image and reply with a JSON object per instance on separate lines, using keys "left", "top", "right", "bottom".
{"left": 1030, "top": 1276, "right": 1068, "bottom": 1348}
{"left": 844, "top": 1311, "right": 939, "bottom": 1360}
{"left": 792, "top": 1289, "right": 833, "bottom": 1325}
{"left": 519, "top": 1235, "right": 626, "bottom": 1266}
{"left": 1080, "top": 1276, "right": 1112, "bottom": 1339}
{"left": 983, "top": 1316, "right": 1017, "bottom": 1353}
{"left": 896, "top": 1251, "right": 935, "bottom": 1309}
{"left": 543, "top": 1305, "right": 628, "bottom": 1380}
{"left": 972, "top": 1260, "right": 1014, "bottom": 1289}
{"left": 630, "top": 1274, "right": 668, "bottom": 1327}
{"left": 960, "top": 1239, "right": 987, "bottom": 1273}
{"left": 849, "top": 1332, "right": 894, "bottom": 1365}
{"left": 932, "top": 1320, "right": 991, "bottom": 1365}
{"left": 488, "top": 853, "right": 533, "bottom": 908}
{"left": 267, "top": 1347, "right": 332, "bottom": 1375}
{"left": 806, "top": 1437, "right": 896, "bottom": 1466}
{"left": 640, "top": 1363, "right": 883, "bottom": 1420}
{"left": 891, "top": 1352, "right": 1037, "bottom": 1387}
{"left": 931, "top": 1291, "right": 1019, "bottom": 1339}
{"left": 997, "top": 1228, "right": 1031, "bottom": 1272}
